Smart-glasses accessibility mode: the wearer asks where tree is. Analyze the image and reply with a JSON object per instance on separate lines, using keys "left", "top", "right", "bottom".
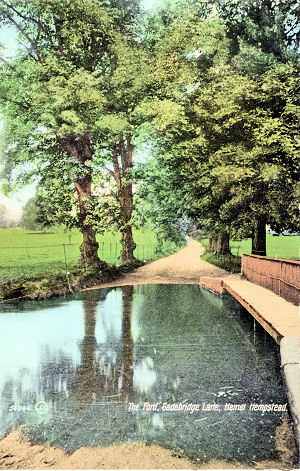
{"left": 153, "top": 59, "right": 299, "bottom": 256}
{"left": 95, "top": 30, "right": 153, "bottom": 264}
{"left": 33, "top": 156, "right": 121, "bottom": 236}
{"left": 134, "top": 151, "right": 186, "bottom": 250}
{"left": 137, "top": 3, "right": 233, "bottom": 253}
{"left": 19, "top": 196, "right": 46, "bottom": 230}
{"left": 210, "top": 0, "right": 300, "bottom": 58}
{"left": 140, "top": 0, "right": 299, "bottom": 257}
{"left": 191, "top": 2, "right": 300, "bottom": 255}
{"left": 0, "top": 0, "right": 141, "bottom": 266}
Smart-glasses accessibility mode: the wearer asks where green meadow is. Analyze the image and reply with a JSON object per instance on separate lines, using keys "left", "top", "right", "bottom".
{"left": 1, "top": 228, "right": 298, "bottom": 279}
{"left": 230, "top": 235, "right": 299, "bottom": 260}
{"left": 200, "top": 235, "right": 299, "bottom": 273}
{"left": 0, "top": 227, "right": 181, "bottom": 278}
{"left": 201, "top": 235, "right": 299, "bottom": 260}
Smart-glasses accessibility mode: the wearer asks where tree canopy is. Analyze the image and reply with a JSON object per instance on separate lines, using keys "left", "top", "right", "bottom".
{"left": 0, "top": 0, "right": 298, "bottom": 263}
{"left": 0, "top": 0, "right": 145, "bottom": 265}
{"left": 135, "top": 0, "right": 299, "bottom": 256}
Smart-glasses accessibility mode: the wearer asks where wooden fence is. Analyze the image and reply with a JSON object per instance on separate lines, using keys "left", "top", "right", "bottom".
{"left": 242, "top": 254, "right": 300, "bottom": 306}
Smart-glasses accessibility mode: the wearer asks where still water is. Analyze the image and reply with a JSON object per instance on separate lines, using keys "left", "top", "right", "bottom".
{"left": 0, "top": 284, "right": 295, "bottom": 465}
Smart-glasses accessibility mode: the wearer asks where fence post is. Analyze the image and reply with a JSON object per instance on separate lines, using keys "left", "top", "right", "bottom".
{"left": 62, "top": 244, "right": 68, "bottom": 271}
{"left": 279, "top": 261, "right": 282, "bottom": 297}
{"left": 82, "top": 242, "right": 87, "bottom": 272}
{"left": 63, "top": 244, "right": 73, "bottom": 292}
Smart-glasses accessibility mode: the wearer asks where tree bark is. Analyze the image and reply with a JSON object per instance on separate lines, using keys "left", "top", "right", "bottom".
{"left": 112, "top": 133, "right": 136, "bottom": 265}
{"left": 208, "top": 236, "right": 218, "bottom": 253}
{"left": 217, "top": 232, "right": 231, "bottom": 255}
{"left": 74, "top": 172, "right": 100, "bottom": 266}
{"left": 252, "top": 214, "right": 266, "bottom": 256}
{"left": 57, "top": 133, "right": 102, "bottom": 267}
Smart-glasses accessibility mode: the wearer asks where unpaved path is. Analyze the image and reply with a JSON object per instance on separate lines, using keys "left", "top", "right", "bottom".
{"left": 0, "top": 429, "right": 197, "bottom": 470}
{"left": 91, "top": 237, "right": 228, "bottom": 289}
{"left": 0, "top": 428, "right": 287, "bottom": 470}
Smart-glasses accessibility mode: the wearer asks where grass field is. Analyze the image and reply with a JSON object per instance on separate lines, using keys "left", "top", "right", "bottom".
{"left": 1, "top": 228, "right": 298, "bottom": 278}
{"left": 200, "top": 234, "right": 299, "bottom": 273}
{"left": 231, "top": 235, "right": 299, "bottom": 260}
{"left": 0, "top": 227, "right": 182, "bottom": 278}
{"left": 201, "top": 235, "right": 300, "bottom": 260}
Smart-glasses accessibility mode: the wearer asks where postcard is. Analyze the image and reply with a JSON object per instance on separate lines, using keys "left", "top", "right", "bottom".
{"left": 0, "top": 0, "right": 299, "bottom": 470}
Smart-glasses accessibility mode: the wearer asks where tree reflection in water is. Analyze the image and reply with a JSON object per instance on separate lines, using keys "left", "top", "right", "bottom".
{"left": 0, "top": 285, "right": 295, "bottom": 465}
{"left": 121, "top": 286, "right": 134, "bottom": 400}
{"left": 70, "top": 286, "right": 134, "bottom": 405}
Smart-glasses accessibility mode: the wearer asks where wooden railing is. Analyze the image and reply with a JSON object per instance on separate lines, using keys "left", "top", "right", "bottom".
{"left": 242, "top": 254, "right": 300, "bottom": 306}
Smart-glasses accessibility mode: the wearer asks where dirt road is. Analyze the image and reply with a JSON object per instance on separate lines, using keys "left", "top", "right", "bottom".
{"left": 92, "top": 237, "right": 228, "bottom": 289}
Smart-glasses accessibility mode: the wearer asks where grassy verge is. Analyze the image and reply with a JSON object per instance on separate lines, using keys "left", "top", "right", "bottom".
{"left": 0, "top": 264, "right": 111, "bottom": 300}
{"left": 0, "top": 263, "right": 135, "bottom": 302}
{"left": 0, "top": 227, "right": 183, "bottom": 300}
{"left": 200, "top": 235, "right": 300, "bottom": 273}
{"left": 201, "top": 251, "right": 242, "bottom": 273}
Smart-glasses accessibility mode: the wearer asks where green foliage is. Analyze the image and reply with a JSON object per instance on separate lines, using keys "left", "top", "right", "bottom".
{"left": 0, "top": 0, "right": 298, "bottom": 266}
{"left": 33, "top": 58, "right": 106, "bottom": 135}
{"left": 19, "top": 197, "right": 47, "bottom": 231}
{"left": 193, "top": 60, "right": 299, "bottom": 238}
{"left": 138, "top": 0, "right": 299, "bottom": 250}
{"left": 134, "top": 156, "right": 186, "bottom": 247}
{"left": 201, "top": 251, "right": 241, "bottom": 273}
{"left": 29, "top": 157, "right": 121, "bottom": 233}
{"left": 0, "top": 0, "right": 147, "bottom": 255}
{"left": 211, "top": 0, "right": 300, "bottom": 58}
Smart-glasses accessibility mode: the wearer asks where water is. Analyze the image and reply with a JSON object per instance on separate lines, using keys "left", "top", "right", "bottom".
{"left": 0, "top": 284, "right": 296, "bottom": 466}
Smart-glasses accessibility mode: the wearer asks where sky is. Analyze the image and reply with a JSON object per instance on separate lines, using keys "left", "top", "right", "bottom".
{"left": 0, "top": 25, "right": 18, "bottom": 58}
{"left": 0, "top": 0, "right": 163, "bottom": 220}
{"left": 142, "top": 0, "right": 162, "bottom": 10}
{"left": 0, "top": 24, "right": 28, "bottom": 220}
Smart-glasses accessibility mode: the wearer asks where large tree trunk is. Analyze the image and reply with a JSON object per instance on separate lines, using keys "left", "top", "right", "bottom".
{"left": 217, "top": 232, "right": 231, "bottom": 255}
{"left": 74, "top": 173, "right": 100, "bottom": 266}
{"left": 252, "top": 214, "right": 266, "bottom": 256}
{"left": 112, "top": 134, "right": 136, "bottom": 265}
{"left": 58, "top": 133, "right": 102, "bottom": 267}
{"left": 208, "top": 235, "right": 218, "bottom": 253}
